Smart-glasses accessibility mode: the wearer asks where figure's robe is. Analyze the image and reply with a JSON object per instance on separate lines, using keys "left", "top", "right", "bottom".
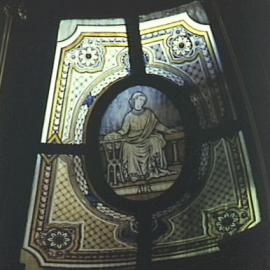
{"left": 119, "top": 109, "right": 168, "bottom": 181}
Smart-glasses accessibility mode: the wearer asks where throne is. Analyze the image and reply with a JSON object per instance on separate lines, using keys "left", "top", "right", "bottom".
{"left": 100, "top": 131, "right": 185, "bottom": 186}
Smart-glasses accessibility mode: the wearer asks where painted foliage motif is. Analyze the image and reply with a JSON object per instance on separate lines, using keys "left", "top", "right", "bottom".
{"left": 100, "top": 86, "right": 184, "bottom": 200}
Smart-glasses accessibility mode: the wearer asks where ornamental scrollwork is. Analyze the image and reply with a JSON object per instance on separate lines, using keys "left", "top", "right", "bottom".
{"left": 67, "top": 39, "right": 105, "bottom": 72}
{"left": 167, "top": 28, "right": 194, "bottom": 59}
{"left": 166, "top": 27, "right": 209, "bottom": 62}
{"left": 39, "top": 228, "right": 73, "bottom": 252}
{"left": 204, "top": 207, "right": 250, "bottom": 237}
{"left": 214, "top": 210, "right": 240, "bottom": 234}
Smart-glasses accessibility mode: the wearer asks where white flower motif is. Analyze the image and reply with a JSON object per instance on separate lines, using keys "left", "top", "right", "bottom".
{"left": 215, "top": 211, "right": 240, "bottom": 233}
{"left": 171, "top": 35, "right": 193, "bottom": 57}
{"left": 46, "top": 230, "right": 71, "bottom": 250}
{"left": 78, "top": 46, "right": 100, "bottom": 68}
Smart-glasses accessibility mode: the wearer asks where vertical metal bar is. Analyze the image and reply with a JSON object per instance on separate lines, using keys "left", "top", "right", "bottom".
{"left": 136, "top": 212, "right": 152, "bottom": 270}
{"left": 0, "top": 6, "right": 13, "bottom": 92}
{"left": 125, "top": 16, "right": 146, "bottom": 77}
{"left": 125, "top": 16, "right": 152, "bottom": 269}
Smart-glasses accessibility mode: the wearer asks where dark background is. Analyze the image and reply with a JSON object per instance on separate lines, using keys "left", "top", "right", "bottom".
{"left": 0, "top": 0, "right": 270, "bottom": 269}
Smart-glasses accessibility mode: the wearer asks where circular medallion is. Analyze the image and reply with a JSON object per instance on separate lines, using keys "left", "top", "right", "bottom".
{"left": 85, "top": 75, "right": 202, "bottom": 215}
{"left": 99, "top": 86, "right": 185, "bottom": 201}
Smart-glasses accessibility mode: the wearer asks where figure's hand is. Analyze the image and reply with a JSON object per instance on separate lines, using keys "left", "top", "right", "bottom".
{"left": 166, "top": 128, "right": 177, "bottom": 134}
{"left": 104, "top": 132, "right": 122, "bottom": 141}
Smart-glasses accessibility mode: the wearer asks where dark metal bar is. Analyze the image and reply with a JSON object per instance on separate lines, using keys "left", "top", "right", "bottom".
{"left": 0, "top": 6, "right": 13, "bottom": 93}
{"left": 125, "top": 16, "right": 146, "bottom": 77}
{"left": 38, "top": 143, "right": 89, "bottom": 155}
{"left": 136, "top": 212, "right": 153, "bottom": 270}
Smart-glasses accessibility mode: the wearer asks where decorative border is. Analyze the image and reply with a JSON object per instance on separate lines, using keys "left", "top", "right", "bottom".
{"left": 21, "top": 8, "right": 261, "bottom": 269}
{"left": 41, "top": 24, "right": 128, "bottom": 144}
{"left": 141, "top": 12, "right": 230, "bottom": 128}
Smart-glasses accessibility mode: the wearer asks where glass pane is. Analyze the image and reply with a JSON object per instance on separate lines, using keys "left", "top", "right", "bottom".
{"left": 22, "top": 154, "right": 137, "bottom": 269}
{"left": 99, "top": 85, "right": 184, "bottom": 200}
{"left": 41, "top": 19, "right": 130, "bottom": 144}
{"left": 22, "top": 4, "right": 261, "bottom": 268}
{"left": 22, "top": 132, "right": 260, "bottom": 267}
{"left": 139, "top": 1, "right": 235, "bottom": 129}
{"left": 151, "top": 132, "right": 260, "bottom": 260}
{"left": 136, "top": 1, "right": 261, "bottom": 260}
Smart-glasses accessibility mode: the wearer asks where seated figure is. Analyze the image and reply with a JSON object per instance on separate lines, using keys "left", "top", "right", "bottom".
{"left": 105, "top": 91, "right": 176, "bottom": 183}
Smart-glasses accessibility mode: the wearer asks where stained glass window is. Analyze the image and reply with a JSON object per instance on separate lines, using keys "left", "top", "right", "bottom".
{"left": 21, "top": 2, "right": 260, "bottom": 269}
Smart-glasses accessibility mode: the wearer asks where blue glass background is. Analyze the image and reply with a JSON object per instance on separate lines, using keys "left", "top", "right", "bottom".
{"left": 100, "top": 85, "right": 183, "bottom": 135}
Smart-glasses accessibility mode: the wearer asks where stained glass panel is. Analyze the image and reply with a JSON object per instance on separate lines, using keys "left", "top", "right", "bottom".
{"left": 22, "top": 2, "right": 261, "bottom": 269}
{"left": 98, "top": 85, "right": 184, "bottom": 200}
{"left": 41, "top": 19, "right": 130, "bottom": 144}
{"left": 22, "top": 131, "right": 260, "bottom": 268}
{"left": 139, "top": 1, "right": 235, "bottom": 128}
{"left": 22, "top": 154, "right": 137, "bottom": 268}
